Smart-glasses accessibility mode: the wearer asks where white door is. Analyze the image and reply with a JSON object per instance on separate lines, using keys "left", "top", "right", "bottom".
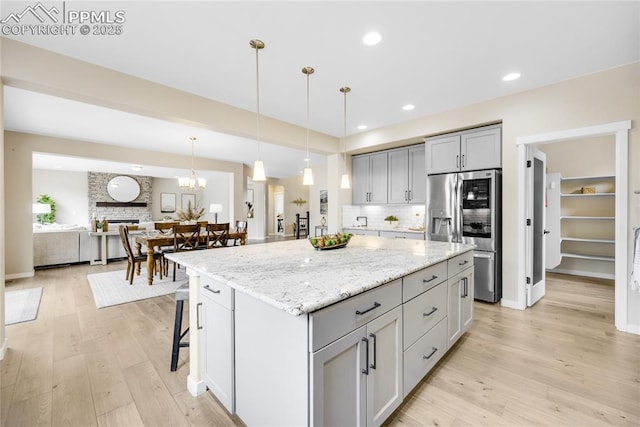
{"left": 526, "top": 146, "right": 547, "bottom": 306}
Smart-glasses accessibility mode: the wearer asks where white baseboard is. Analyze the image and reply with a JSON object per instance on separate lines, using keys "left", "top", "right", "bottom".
{"left": 0, "top": 337, "right": 8, "bottom": 360}
{"left": 187, "top": 375, "right": 206, "bottom": 396}
{"left": 622, "top": 323, "right": 640, "bottom": 335}
{"left": 501, "top": 298, "right": 524, "bottom": 310}
{"left": 5, "top": 271, "right": 35, "bottom": 281}
{"left": 547, "top": 268, "right": 615, "bottom": 280}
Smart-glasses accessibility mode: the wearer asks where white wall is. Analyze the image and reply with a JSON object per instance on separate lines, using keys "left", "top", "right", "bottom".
{"left": 32, "top": 169, "right": 89, "bottom": 225}
{"left": 152, "top": 172, "right": 232, "bottom": 224}
{"left": 1, "top": 76, "right": 6, "bottom": 359}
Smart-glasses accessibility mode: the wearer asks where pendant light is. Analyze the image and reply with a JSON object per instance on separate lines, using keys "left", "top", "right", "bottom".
{"left": 340, "top": 86, "right": 351, "bottom": 189}
{"left": 178, "top": 136, "right": 206, "bottom": 190}
{"left": 302, "top": 66, "right": 314, "bottom": 186}
{"left": 250, "top": 39, "right": 266, "bottom": 181}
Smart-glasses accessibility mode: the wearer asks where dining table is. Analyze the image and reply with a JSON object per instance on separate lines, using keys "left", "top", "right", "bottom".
{"left": 134, "top": 228, "right": 247, "bottom": 285}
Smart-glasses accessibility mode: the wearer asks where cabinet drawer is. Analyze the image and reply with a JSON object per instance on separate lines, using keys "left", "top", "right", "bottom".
{"left": 447, "top": 251, "right": 473, "bottom": 278}
{"left": 402, "top": 261, "right": 447, "bottom": 302}
{"left": 403, "top": 317, "right": 447, "bottom": 397}
{"left": 200, "top": 278, "right": 234, "bottom": 310}
{"left": 403, "top": 282, "right": 447, "bottom": 350}
{"left": 379, "top": 231, "right": 425, "bottom": 240}
{"left": 310, "top": 279, "right": 402, "bottom": 352}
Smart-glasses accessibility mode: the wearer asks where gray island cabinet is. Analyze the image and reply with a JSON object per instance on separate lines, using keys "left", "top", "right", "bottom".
{"left": 165, "top": 236, "right": 474, "bottom": 426}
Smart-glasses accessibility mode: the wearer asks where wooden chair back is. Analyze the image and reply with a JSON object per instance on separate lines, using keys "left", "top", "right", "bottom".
{"left": 118, "top": 225, "right": 136, "bottom": 261}
{"left": 197, "top": 220, "right": 208, "bottom": 231}
{"left": 155, "top": 221, "right": 178, "bottom": 234}
{"left": 205, "top": 223, "right": 229, "bottom": 248}
{"left": 173, "top": 224, "right": 201, "bottom": 251}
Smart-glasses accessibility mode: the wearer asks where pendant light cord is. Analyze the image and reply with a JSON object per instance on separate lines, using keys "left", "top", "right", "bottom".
{"left": 306, "top": 71, "right": 310, "bottom": 165}
{"left": 255, "top": 45, "right": 261, "bottom": 160}
{"left": 343, "top": 89, "right": 347, "bottom": 169}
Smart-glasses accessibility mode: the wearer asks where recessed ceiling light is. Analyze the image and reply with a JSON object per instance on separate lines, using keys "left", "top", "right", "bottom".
{"left": 502, "top": 72, "right": 521, "bottom": 82}
{"left": 402, "top": 104, "right": 415, "bottom": 111}
{"left": 357, "top": 125, "right": 367, "bottom": 130}
{"left": 362, "top": 32, "right": 382, "bottom": 46}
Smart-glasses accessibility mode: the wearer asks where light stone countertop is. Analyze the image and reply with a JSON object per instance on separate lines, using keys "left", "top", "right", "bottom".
{"left": 165, "top": 236, "right": 473, "bottom": 316}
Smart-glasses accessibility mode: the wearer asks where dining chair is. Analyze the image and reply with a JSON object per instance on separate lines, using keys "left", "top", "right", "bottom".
{"left": 155, "top": 221, "right": 178, "bottom": 234}
{"left": 229, "top": 220, "right": 248, "bottom": 246}
{"left": 119, "top": 225, "right": 163, "bottom": 284}
{"left": 205, "top": 223, "right": 230, "bottom": 248}
{"left": 170, "top": 223, "right": 201, "bottom": 281}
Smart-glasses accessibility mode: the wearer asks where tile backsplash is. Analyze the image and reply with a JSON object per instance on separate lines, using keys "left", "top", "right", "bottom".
{"left": 343, "top": 205, "right": 426, "bottom": 229}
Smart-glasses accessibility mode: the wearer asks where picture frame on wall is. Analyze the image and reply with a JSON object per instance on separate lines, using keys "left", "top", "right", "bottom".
{"left": 320, "top": 190, "right": 328, "bottom": 215}
{"left": 182, "top": 193, "right": 196, "bottom": 209}
{"left": 160, "top": 193, "right": 176, "bottom": 213}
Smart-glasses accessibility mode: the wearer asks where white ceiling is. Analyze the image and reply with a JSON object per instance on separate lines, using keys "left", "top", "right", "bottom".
{"left": 2, "top": 1, "right": 639, "bottom": 178}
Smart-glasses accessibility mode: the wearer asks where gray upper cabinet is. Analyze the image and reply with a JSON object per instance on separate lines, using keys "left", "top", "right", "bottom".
{"left": 352, "top": 152, "right": 388, "bottom": 205}
{"left": 388, "top": 145, "right": 425, "bottom": 204}
{"left": 425, "top": 125, "right": 501, "bottom": 174}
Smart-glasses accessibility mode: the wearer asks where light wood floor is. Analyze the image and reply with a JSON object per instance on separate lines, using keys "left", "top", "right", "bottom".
{"left": 2, "top": 266, "right": 639, "bottom": 426}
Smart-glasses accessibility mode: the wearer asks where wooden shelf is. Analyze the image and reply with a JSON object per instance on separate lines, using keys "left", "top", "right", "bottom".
{"left": 561, "top": 175, "right": 615, "bottom": 182}
{"left": 561, "top": 237, "right": 615, "bottom": 244}
{"left": 561, "top": 252, "right": 614, "bottom": 262}
{"left": 561, "top": 193, "right": 615, "bottom": 198}
{"left": 560, "top": 216, "right": 615, "bottom": 220}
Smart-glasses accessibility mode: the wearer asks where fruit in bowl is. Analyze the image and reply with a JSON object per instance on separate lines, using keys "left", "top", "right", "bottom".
{"left": 309, "top": 232, "right": 353, "bottom": 250}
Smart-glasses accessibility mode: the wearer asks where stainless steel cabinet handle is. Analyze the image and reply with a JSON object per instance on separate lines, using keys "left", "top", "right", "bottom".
{"left": 356, "top": 302, "right": 381, "bottom": 316}
{"left": 459, "top": 260, "right": 469, "bottom": 266}
{"left": 196, "top": 302, "right": 203, "bottom": 330}
{"left": 369, "top": 333, "right": 377, "bottom": 370}
{"left": 408, "top": 190, "right": 412, "bottom": 200}
{"left": 423, "top": 307, "right": 438, "bottom": 317}
{"left": 423, "top": 347, "right": 438, "bottom": 360}
{"left": 422, "top": 275, "right": 438, "bottom": 283}
{"left": 204, "top": 285, "right": 221, "bottom": 294}
{"left": 462, "top": 277, "right": 469, "bottom": 298}
{"left": 405, "top": 190, "right": 408, "bottom": 201}
{"left": 394, "top": 236, "right": 406, "bottom": 239}
{"left": 456, "top": 155, "right": 459, "bottom": 168}
{"left": 462, "top": 154, "right": 465, "bottom": 168}
{"left": 361, "top": 337, "right": 370, "bottom": 375}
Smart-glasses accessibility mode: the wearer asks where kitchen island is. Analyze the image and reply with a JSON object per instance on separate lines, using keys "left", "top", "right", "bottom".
{"left": 165, "top": 235, "right": 474, "bottom": 426}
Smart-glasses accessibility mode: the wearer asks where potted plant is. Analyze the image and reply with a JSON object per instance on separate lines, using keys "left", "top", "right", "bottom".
{"left": 175, "top": 200, "right": 205, "bottom": 223}
{"left": 384, "top": 215, "right": 399, "bottom": 228}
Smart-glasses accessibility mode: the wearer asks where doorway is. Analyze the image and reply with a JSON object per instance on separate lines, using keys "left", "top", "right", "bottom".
{"left": 274, "top": 188, "right": 284, "bottom": 235}
{"left": 517, "top": 120, "right": 631, "bottom": 332}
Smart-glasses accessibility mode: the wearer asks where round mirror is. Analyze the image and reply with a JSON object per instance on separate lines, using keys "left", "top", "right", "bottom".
{"left": 107, "top": 176, "right": 140, "bottom": 202}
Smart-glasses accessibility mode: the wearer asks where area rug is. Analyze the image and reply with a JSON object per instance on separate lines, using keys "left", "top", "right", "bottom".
{"left": 5, "top": 287, "right": 43, "bottom": 325}
{"left": 87, "top": 268, "right": 188, "bottom": 308}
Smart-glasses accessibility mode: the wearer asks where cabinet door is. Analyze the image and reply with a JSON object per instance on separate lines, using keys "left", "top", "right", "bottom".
{"left": 447, "top": 268, "right": 474, "bottom": 348}
{"left": 311, "top": 326, "right": 367, "bottom": 427}
{"left": 387, "top": 149, "right": 409, "bottom": 204}
{"left": 408, "top": 146, "right": 426, "bottom": 203}
{"left": 369, "top": 152, "right": 388, "bottom": 204}
{"left": 201, "top": 294, "right": 235, "bottom": 413}
{"left": 426, "top": 135, "right": 460, "bottom": 174}
{"left": 461, "top": 127, "right": 501, "bottom": 171}
{"left": 447, "top": 273, "right": 462, "bottom": 348}
{"left": 366, "top": 306, "right": 403, "bottom": 427}
{"left": 461, "top": 268, "right": 474, "bottom": 333}
{"left": 352, "top": 155, "right": 371, "bottom": 205}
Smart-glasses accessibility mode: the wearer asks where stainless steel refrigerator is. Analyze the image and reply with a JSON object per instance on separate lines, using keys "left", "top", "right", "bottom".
{"left": 427, "top": 169, "right": 502, "bottom": 302}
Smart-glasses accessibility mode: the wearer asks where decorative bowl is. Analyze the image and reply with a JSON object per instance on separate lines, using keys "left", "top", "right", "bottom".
{"left": 309, "top": 233, "right": 353, "bottom": 250}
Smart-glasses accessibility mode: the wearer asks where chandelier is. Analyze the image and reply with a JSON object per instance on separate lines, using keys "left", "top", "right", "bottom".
{"left": 178, "top": 136, "right": 206, "bottom": 190}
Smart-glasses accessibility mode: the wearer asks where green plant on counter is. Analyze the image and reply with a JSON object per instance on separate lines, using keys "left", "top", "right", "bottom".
{"left": 36, "top": 194, "right": 56, "bottom": 224}
{"left": 384, "top": 215, "right": 399, "bottom": 222}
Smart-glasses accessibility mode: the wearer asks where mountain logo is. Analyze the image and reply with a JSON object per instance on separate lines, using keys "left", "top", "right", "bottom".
{"left": 1, "top": 2, "right": 60, "bottom": 24}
